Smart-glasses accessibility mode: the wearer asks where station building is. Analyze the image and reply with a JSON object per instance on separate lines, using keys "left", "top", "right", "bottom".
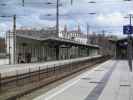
{"left": 112, "top": 37, "right": 133, "bottom": 60}
{"left": 116, "top": 38, "right": 130, "bottom": 59}
{"left": 59, "top": 24, "right": 87, "bottom": 44}
{"left": 6, "top": 28, "right": 99, "bottom": 64}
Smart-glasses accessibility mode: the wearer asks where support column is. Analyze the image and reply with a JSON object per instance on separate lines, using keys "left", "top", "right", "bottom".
{"left": 87, "top": 47, "right": 90, "bottom": 56}
{"left": 77, "top": 47, "right": 80, "bottom": 57}
{"left": 7, "top": 15, "right": 17, "bottom": 64}
{"left": 55, "top": 46, "right": 59, "bottom": 60}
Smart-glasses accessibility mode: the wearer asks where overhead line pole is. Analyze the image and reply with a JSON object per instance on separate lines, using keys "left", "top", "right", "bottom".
{"left": 56, "top": 0, "right": 59, "bottom": 37}
{"left": 13, "top": 15, "right": 16, "bottom": 64}
{"left": 22, "top": 0, "right": 25, "bottom": 7}
{"left": 128, "top": 14, "right": 132, "bottom": 71}
{"left": 8, "top": 30, "right": 11, "bottom": 64}
{"left": 87, "top": 23, "right": 90, "bottom": 43}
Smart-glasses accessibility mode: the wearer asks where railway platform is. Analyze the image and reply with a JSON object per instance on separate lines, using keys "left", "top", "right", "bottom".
{"left": 34, "top": 60, "right": 133, "bottom": 100}
{"left": 0, "top": 55, "right": 101, "bottom": 78}
{"left": 0, "top": 55, "right": 107, "bottom": 100}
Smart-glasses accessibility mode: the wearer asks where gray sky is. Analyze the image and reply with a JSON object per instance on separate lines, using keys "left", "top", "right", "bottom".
{"left": 0, "top": 0, "right": 133, "bottom": 36}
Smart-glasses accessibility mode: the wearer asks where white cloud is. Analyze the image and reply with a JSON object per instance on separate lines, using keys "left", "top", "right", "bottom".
{"left": 0, "top": 0, "right": 133, "bottom": 36}
{"left": 97, "top": 12, "right": 124, "bottom": 26}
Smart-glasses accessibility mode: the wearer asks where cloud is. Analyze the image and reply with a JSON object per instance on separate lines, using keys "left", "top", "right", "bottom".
{"left": 97, "top": 12, "right": 124, "bottom": 26}
{"left": 0, "top": 0, "right": 133, "bottom": 37}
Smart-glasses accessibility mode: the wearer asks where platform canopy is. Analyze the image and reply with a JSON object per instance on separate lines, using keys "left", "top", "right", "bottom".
{"left": 16, "top": 33, "right": 99, "bottom": 49}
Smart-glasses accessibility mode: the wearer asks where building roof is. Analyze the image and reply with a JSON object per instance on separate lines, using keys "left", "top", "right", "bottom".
{"left": 16, "top": 28, "right": 57, "bottom": 39}
{"left": 16, "top": 33, "right": 99, "bottom": 49}
{"left": 42, "top": 37, "right": 99, "bottom": 48}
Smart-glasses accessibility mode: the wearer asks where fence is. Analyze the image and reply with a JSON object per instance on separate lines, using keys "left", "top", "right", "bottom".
{"left": 0, "top": 56, "right": 109, "bottom": 99}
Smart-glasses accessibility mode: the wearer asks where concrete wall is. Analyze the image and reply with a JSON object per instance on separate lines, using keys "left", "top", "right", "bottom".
{"left": 0, "top": 58, "right": 9, "bottom": 65}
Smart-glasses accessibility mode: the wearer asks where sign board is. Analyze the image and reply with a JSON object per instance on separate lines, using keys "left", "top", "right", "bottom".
{"left": 123, "top": 25, "right": 133, "bottom": 35}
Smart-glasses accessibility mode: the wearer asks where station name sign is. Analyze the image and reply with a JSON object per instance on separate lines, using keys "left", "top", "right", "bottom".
{"left": 123, "top": 25, "right": 133, "bottom": 35}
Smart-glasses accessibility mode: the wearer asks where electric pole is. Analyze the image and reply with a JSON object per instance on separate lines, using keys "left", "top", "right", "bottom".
{"left": 71, "top": 0, "right": 73, "bottom": 5}
{"left": 128, "top": 14, "right": 133, "bottom": 71}
{"left": 56, "top": 0, "right": 59, "bottom": 37}
{"left": 13, "top": 15, "right": 16, "bottom": 64}
{"left": 87, "top": 23, "right": 90, "bottom": 34}
{"left": 8, "top": 30, "right": 11, "bottom": 64}
{"left": 22, "top": 0, "right": 24, "bottom": 7}
{"left": 87, "top": 23, "right": 90, "bottom": 43}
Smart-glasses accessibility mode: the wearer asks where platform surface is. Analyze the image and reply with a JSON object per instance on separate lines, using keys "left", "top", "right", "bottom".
{"left": 34, "top": 60, "right": 133, "bottom": 100}
{"left": 0, "top": 55, "right": 100, "bottom": 78}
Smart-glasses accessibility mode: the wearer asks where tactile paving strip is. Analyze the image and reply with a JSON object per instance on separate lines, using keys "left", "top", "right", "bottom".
{"left": 85, "top": 62, "right": 117, "bottom": 100}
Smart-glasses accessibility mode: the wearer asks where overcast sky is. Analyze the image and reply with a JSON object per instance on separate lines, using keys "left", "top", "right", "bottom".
{"left": 0, "top": 0, "right": 133, "bottom": 36}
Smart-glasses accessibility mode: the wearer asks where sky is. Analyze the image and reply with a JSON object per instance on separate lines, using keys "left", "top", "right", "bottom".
{"left": 0, "top": 0, "right": 133, "bottom": 37}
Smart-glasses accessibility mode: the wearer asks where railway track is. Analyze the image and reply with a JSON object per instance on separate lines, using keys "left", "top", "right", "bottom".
{"left": 0, "top": 56, "right": 109, "bottom": 100}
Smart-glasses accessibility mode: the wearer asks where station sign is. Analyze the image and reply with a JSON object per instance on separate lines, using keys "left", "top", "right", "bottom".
{"left": 123, "top": 25, "right": 133, "bottom": 35}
